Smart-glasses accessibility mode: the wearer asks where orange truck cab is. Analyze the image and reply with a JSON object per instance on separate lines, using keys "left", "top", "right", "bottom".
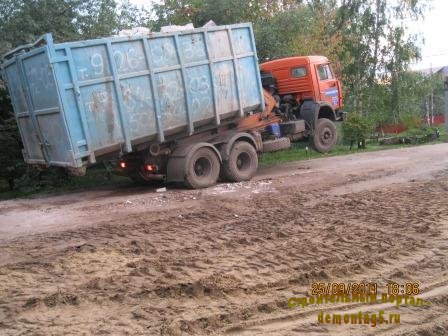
{"left": 260, "top": 56, "right": 344, "bottom": 152}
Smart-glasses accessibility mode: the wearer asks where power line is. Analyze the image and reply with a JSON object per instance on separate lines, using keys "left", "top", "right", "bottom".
{"left": 410, "top": 51, "right": 448, "bottom": 66}
{"left": 420, "top": 51, "right": 448, "bottom": 58}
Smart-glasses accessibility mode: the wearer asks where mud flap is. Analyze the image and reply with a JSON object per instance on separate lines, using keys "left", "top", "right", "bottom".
{"left": 299, "top": 101, "right": 319, "bottom": 131}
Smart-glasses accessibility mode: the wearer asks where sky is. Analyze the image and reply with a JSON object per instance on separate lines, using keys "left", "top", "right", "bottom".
{"left": 129, "top": 0, "right": 448, "bottom": 70}
{"left": 409, "top": 0, "right": 448, "bottom": 70}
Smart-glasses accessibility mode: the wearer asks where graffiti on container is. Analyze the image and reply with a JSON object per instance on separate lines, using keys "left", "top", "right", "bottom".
{"left": 77, "top": 67, "right": 88, "bottom": 80}
{"left": 188, "top": 75, "right": 211, "bottom": 119}
{"left": 238, "top": 64, "right": 248, "bottom": 105}
{"left": 77, "top": 47, "right": 149, "bottom": 81}
{"left": 209, "top": 31, "right": 231, "bottom": 58}
{"left": 121, "top": 83, "right": 152, "bottom": 111}
{"left": 189, "top": 75, "right": 210, "bottom": 93}
{"left": 216, "top": 70, "right": 231, "bottom": 96}
{"left": 180, "top": 35, "right": 206, "bottom": 62}
{"left": 76, "top": 52, "right": 107, "bottom": 81}
{"left": 215, "top": 67, "right": 233, "bottom": 101}
{"left": 157, "top": 73, "right": 186, "bottom": 126}
{"left": 113, "top": 48, "right": 145, "bottom": 73}
{"left": 84, "top": 88, "right": 117, "bottom": 143}
{"left": 77, "top": 53, "right": 104, "bottom": 81}
{"left": 121, "top": 81, "right": 154, "bottom": 136}
{"left": 150, "top": 41, "right": 177, "bottom": 67}
{"left": 213, "top": 64, "right": 237, "bottom": 113}
{"left": 91, "top": 53, "right": 104, "bottom": 75}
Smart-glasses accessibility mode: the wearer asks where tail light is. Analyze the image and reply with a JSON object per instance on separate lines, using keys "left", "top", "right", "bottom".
{"left": 119, "top": 161, "right": 127, "bottom": 169}
{"left": 145, "top": 164, "right": 157, "bottom": 172}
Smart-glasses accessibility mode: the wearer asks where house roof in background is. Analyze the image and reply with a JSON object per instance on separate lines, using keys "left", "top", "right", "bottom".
{"left": 417, "top": 65, "right": 448, "bottom": 76}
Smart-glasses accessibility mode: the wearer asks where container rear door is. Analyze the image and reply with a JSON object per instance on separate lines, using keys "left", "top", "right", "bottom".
{"left": 4, "top": 59, "right": 45, "bottom": 164}
{"left": 5, "top": 47, "right": 74, "bottom": 166}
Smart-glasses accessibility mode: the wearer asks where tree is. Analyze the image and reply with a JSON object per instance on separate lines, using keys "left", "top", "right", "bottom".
{"left": 0, "top": 0, "right": 149, "bottom": 189}
{"left": 0, "top": 117, "right": 26, "bottom": 190}
{"left": 385, "top": 26, "right": 421, "bottom": 122}
{"left": 342, "top": 112, "right": 372, "bottom": 149}
{"left": 334, "top": 0, "right": 428, "bottom": 120}
{"left": 76, "top": 0, "right": 149, "bottom": 39}
{"left": 0, "top": 0, "right": 80, "bottom": 54}
{"left": 151, "top": 0, "right": 302, "bottom": 30}
{"left": 254, "top": 5, "right": 312, "bottom": 61}
{"left": 0, "top": 0, "right": 149, "bottom": 54}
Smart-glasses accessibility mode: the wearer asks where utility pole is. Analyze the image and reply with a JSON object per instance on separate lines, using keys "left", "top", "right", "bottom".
{"left": 430, "top": 92, "right": 434, "bottom": 125}
{"left": 445, "top": 76, "right": 448, "bottom": 132}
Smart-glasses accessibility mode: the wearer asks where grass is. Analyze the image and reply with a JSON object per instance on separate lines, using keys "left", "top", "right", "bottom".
{"left": 1, "top": 126, "right": 447, "bottom": 200}
{"left": 260, "top": 142, "right": 353, "bottom": 166}
{"left": 259, "top": 142, "right": 385, "bottom": 167}
{"left": 260, "top": 126, "right": 448, "bottom": 167}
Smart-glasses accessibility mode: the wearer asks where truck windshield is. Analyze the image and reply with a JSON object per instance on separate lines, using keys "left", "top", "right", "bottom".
{"left": 317, "top": 64, "right": 333, "bottom": 80}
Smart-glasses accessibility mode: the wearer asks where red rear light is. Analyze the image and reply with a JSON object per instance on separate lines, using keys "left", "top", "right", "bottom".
{"left": 145, "top": 164, "right": 157, "bottom": 172}
{"left": 119, "top": 161, "right": 126, "bottom": 169}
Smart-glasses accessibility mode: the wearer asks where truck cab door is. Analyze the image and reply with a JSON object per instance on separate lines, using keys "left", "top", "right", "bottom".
{"left": 315, "top": 63, "right": 341, "bottom": 110}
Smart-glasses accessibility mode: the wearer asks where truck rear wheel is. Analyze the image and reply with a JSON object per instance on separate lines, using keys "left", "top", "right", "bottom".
{"left": 184, "top": 147, "right": 220, "bottom": 189}
{"left": 312, "top": 118, "right": 337, "bottom": 153}
{"left": 221, "top": 141, "right": 258, "bottom": 182}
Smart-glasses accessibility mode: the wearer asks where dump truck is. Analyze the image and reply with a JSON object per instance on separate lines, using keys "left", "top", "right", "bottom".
{"left": 1, "top": 23, "right": 343, "bottom": 189}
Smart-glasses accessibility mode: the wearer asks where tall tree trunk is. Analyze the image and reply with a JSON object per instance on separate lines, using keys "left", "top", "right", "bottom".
{"left": 367, "top": 0, "right": 382, "bottom": 112}
{"left": 391, "top": 71, "right": 399, "bottom": 123}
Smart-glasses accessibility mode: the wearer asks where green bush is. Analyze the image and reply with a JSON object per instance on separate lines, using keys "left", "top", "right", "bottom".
{"left": 400, "top": 115, "right": 422, "bottom": 130}
{"left": 342, "top": 113, "right": 372, "bottom": 149}
{"left": 0, "top": 118, "right": 26, "bottom": 190}
{"left": 401, "top": 125, "right": 438, "bottom": 138}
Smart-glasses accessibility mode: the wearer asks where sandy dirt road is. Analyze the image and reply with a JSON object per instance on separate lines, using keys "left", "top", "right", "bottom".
{"left": 0, "top": 143, "right": 448, "bottom": 335}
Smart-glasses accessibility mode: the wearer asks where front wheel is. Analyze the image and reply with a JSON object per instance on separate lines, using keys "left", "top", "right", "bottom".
{"left": 184, "top": 147, "right": 220, "bottom": 189}
{"left": 221, "top": 141, "right": 258, "bottom": 182}
{"left": 312, "top": 118, "right": 337, "bottom": 153}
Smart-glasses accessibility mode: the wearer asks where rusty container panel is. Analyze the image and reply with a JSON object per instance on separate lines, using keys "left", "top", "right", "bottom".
{"left": 1, "top": 23, "right": 264, "bottom": 168}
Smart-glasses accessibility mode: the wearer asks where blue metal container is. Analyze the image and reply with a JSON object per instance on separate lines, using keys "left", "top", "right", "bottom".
{"left": 266, "top": 123, "right": 281, "bottom": 137}
{"left": 1, "top": 23, "right": 264, "bottom": 168}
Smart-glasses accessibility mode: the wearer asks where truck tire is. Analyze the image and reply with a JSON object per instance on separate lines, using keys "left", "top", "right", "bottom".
{"left": 262, "top": 137, "right": 291, "bottom": 153}
{"left": 312, "top": 118, "right": 337, "bottom": 153}
{"left": 221, "top": 141, "right": 258, "bottom": 182}
{"left": 184, "top": 147, "right": 220, "bottom": 189}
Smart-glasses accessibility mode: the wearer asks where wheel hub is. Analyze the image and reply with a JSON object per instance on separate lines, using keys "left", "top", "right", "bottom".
{"left": 236, "top": 152, "right": 250, "bottom": 171}
{"left": 321, "top": 127, "right": 333, "bottom": 144}
{"left": 194, "top": 157, "right": 211, "bottom": 177}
